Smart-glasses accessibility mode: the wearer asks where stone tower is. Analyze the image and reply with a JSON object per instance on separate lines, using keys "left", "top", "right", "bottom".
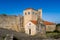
{"left": 24, "top": 8, "right": 42, "bottom": 27}
{"left": 38, "top": 9, "right": 42, "bottom": 19}
{"left": 23, "top": 8, "right": 40, "bottom": 26}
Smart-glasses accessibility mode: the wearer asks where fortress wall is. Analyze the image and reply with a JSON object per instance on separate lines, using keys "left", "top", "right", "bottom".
{"left": 0, "top": 15, "right": 23, "bottom": 32}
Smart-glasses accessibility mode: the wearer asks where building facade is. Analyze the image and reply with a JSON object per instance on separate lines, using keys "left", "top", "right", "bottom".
{"left": 23, "top": 8, "right": 42, "bottom": 27}
{"left": 44, "top": 21, "right": 56, "bottom": 32}
{"left": 24, "top": 8, "right": 46, "bottom": 35}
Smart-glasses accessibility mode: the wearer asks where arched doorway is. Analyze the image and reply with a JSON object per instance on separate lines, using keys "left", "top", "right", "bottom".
{"left": 29, "top": 29, "right": 31, "bottom": 35}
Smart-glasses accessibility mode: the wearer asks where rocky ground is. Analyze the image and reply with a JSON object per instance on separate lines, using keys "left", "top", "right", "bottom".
{"left": 0, "top": 28, "right": 28, "bottom": 40}
{"left": 0, "top": 28, "right": 60, "bottom": 40}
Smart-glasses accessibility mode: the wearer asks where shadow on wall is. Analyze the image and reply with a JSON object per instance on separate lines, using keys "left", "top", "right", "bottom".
{"left": 13, "top": 36, "right": 18, "bottom": 40}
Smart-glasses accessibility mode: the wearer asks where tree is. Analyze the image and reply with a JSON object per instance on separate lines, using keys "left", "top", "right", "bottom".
{"left": 56, "top": 24, "right": 60, "bottom": 26}
{"left": 55, "top": 24, "right": 60, "bottom": 32}
{"left": 2, "top": 14, "right": 7, "bottom": 16}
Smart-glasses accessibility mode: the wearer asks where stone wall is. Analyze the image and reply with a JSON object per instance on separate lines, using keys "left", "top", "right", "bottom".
{"left": 0, "top": 15, "right": 23, "bottom": 32}
{"left": 46, "top": 25, "right": 56, "bottom": 32}
{"left": 56, "top": 26, "right": 60, "bottom": 32}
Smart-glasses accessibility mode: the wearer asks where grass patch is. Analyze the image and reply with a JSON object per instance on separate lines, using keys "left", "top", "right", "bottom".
{"left": 46, "top": 31, "right": 60, "bottom": 39}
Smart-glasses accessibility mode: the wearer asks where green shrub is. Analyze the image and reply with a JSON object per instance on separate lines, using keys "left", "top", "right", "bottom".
{"left": 53, "top": 30, "right": 60, "bottom": 33}
{"left": 2, "top": 14, "right": 7, "bottom": 16}
{"left": 46, "top": 31, "right": 54, "bottom": 33}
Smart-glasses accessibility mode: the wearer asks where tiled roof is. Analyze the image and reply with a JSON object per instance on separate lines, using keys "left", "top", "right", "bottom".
{"left": 31, "top": 20, "right": 37, "bottom": 25}
{"left": 44, "top": 21, "right": 55, "bottom": 25}
{"left": 31, "top": 20, "right": 55, "bottom": 25}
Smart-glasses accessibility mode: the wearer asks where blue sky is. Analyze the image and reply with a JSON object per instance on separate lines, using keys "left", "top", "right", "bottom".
{"left": 0, "top": 0, "right": 60, "bottom": 23}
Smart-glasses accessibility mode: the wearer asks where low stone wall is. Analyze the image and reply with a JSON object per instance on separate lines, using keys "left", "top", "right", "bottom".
{"left": 0, "top": 36, "right": 60, "bottom": 40}
{"left": 18, "top": 38, "right": 60, "bottom": 40}
{"left": 17, "top": 37, "right": 60, "bottom": 40}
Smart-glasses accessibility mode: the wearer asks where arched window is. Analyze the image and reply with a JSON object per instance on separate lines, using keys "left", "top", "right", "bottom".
{"left": 28, "top": 12, "right": 30, "bottom": 15}
{"left": 29, "top": 23, "right": 31, "bottom": 25}
{"left": 25, "top": 12, "right": 27, "bottom": 15}
{"left": 32, "top": 12, "right": 34, "bottom": 14}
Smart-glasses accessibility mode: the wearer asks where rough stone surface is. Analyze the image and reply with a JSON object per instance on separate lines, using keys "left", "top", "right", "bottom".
{"left": 0, "top": 15, "right": 24, "bottom": 32}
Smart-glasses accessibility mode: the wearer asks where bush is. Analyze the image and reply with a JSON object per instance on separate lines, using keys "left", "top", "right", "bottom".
{"left": 46, "top": 31, "right": 54, "bottom": 33}
{"left": 53, "top": 30, "right": 60, "bottom": 33}
{"left": 2, "top": 14, "right": 7, "bottom": 16}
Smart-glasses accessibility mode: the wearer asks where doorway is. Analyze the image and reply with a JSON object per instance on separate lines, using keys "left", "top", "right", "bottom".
{"left": 29, "top": 29, "right": 31, "bottom": 35}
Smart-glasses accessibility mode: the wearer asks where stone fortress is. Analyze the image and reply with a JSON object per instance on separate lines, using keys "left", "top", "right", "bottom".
{"left": 0, "top": 8, "right": 56, "bottom": 35}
